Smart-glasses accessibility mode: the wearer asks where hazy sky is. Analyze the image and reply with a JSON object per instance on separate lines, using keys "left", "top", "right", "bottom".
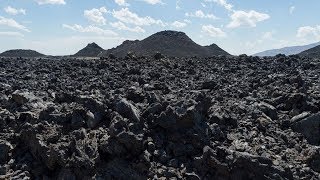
{"left": 0, "top": 0, "right": 320, "bottom": 55}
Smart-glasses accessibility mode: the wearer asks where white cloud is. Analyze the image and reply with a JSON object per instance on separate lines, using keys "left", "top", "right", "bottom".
{"left": 242, "top": 32, "right": 293, "bottom": 55}
{"left": 84, "top": 7, "right": 108, "bottom": 25}
{"left": 63, "top": 24, "right": 118, "bottom": 36}
{"left": 246, "top": 31, "right": 277, "bottom": 50}
{"left": 185, "top": 10, "right": 218, "bottom": 20}
{"left": 202, "top": 25, "right": 226, "bottom": 37}
{"left": 296, "top": 25, "right": 320, "bottom": 39}
{"left": 0, "top": 16, "right": 30, "bottom": 32}
{"left": 115, "top": 0, "right": 129, "bottom": 6}
{"left": 35, "top": 0, "right": 66, "bottom": 5}
{"left": 289, "top": 6, "right": 295, "bottom": 14}
{"left": 171, "top": 21, "right": 187, "bottom": 28}
{"left": 112, "top": 8, "right": 166, "bottom": 26}
{"left": 184, "top": 19, "right": 192, "bottom": 24}
{"left": 227, "top": 10, "right": 270, "bottom": 28}
{"left": 262, "top": 31, "right": 274, "bottom": 40}
{"left": 141, "top": 0, "right": 164, "bottom": 5}
{"left": 115, "top": 0, "right": 163, "bottom": 6}
{"left": 176, "top": 0, "right": 181, "bottom": 9}
{"left": 245, "top": 32, "right": 273, "bottom": 49}
{"left": 245, "top": 32, "right": 274, "bottom": 49}
{"left": 205, "top": 0, "right": 233, "bottom": 11}
{"left": 110, "top": 21, "right": 145, "bottom": 33}
{"left": 0, "top": 31, "right": 24, "bottom": 37}
{"left": 4, "top": 6, "right": 26, "bottom": 15}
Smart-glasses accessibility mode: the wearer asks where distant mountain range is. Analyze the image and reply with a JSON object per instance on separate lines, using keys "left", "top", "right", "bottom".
{"left": 73, "top": 42, "right": 104, "bottom": 57}
{"left": 253, "top": 41, "right": 320, "bottom": 56}
{"left": 0, "top": 49, "right": 45, "bottom": 57}
{"left": 299, "top": 44, "right": 320, "bottom": 58}
{"left": 2, "top": 31, "right": 320, "bottom": 59}
{"left": 98, "top": 30, "right": 230, "bottom": 57}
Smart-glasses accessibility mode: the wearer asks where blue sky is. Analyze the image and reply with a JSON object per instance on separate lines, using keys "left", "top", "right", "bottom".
{"left": 0, "top": 0, "right": 320, "bottom": 55}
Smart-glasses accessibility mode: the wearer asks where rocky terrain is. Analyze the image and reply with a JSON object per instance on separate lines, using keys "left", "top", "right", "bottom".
{"left": 99, "top": 31, "right": 230, "bottom": 58}
{"left": 0, "top": 49, "right": 45, "bottom": 58}
{"left": 74, "top": 43, "right": 105, "bottom": 57}
{"left": 0, "top": 53, "right": 320, "bottom": 179}
{"left": 299, "top": 45, "right": 320, "bottom": 59}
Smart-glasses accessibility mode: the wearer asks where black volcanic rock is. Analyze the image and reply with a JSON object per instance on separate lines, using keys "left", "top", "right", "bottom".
{"left": 2, "top": 55, "right": 320, "bottom": 179}
{"left": 299, "top": 45, "right": 320, "bottom": 58}
{"left": 0, "top": 49, "right": 45, "bottom": 57}
{"left": 99, "top": 30, "right": 230, "bottom": 57}
{"left": 74, "top": 42, "right": 104, "bottom": 57}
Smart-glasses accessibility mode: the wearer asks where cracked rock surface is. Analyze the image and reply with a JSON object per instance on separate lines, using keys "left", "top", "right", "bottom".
{"left": 0, "top": 55, "right": 320, "bottom": 179}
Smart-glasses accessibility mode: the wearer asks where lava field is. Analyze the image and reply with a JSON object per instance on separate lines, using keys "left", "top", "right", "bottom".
{"left": 0, "top": 54, "right": 320, "bottom": 179}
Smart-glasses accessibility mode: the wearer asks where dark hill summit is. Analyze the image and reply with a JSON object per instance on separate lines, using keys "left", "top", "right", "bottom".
{"left": 99, "top": 30, "right": 230, "bottom": 57}
{"left": 74, "top": 42, "right": 104, "bottom": 57}
{"left": 204, "top": 43, "right": 230, "bottom": 57}
{"left": 0, "top": 49, "right": 45, "bottom": 57}
{"left": 299, "top": 45, "right": 320, "bottom": 58}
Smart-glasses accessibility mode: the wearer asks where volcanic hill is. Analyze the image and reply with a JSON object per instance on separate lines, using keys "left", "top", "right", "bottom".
{"left": 74, "top": 42, "right": 104, "bottom": 57}
{"left": 0, "top": 49, "right": 45, "bottom": 57}
{"left": 99, "top": 30, "right": 230, "bottom": 57}
{"left": 299, "top": 44, "right": 320, "bottom": 58}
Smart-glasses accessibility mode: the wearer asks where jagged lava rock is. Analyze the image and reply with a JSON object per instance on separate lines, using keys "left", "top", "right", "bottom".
{"left": 0, "top": 55, "right": 319, "bottom": 179}
{"left": 291, "top": 113, "right": 320, "bottom": 145}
